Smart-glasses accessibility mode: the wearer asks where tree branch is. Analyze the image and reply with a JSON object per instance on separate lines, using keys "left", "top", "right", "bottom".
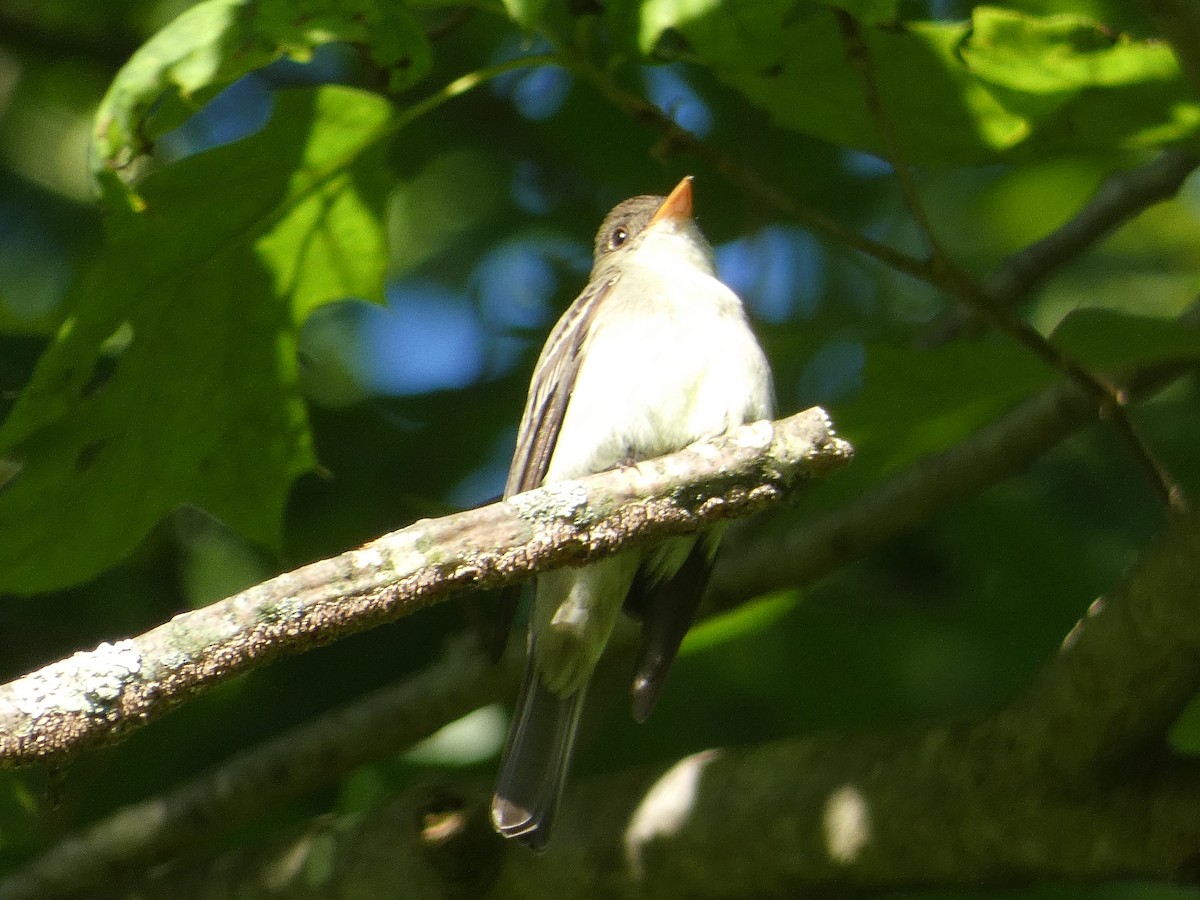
{"left": 6, "top": 358, "right": 1194, "bottom": 898}
{"left": 924, "top": 148, "right": 1200, "bottom": 345}
{"left": 711, "top": 364, "right": 1189, "bottom": 607}
{"left": 0, "top": 636, "right": 522, "bottom": 900}
{"left": 556, "top": 511, "right": 1200, "bottom": 896}
{"left": 0, "top": 408, "right": 852, "bottom": 769}
{"left": 981, "top": 149, "right": 1200, "bottom": 308}
{"left": 61, "top": 511, "right": 1200, "bottom": 898}
{"left": 834, "top": 9, "right": 1187, "bottom": 516}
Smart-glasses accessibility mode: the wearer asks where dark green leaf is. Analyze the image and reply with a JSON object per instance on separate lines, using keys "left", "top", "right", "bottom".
{"left": 1051, "top": 308, "right": 1200, "bottom": 371}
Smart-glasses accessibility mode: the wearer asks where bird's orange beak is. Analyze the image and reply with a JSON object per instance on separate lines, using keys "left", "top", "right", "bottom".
{"left": 649, "top": 176, "right": 694, "bottom": 224}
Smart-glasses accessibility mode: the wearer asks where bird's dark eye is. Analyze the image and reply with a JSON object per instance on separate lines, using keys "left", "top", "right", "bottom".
{"left": 608, "top": 226, "right": 629, "bottom": 250}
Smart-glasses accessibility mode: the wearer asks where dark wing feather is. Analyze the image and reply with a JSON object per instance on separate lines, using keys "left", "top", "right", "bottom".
{"left": 488, "top": 274, "right": 620, "bottom": 658}
{"left": 625, "top": 536, "right": 718, "bottom": 722}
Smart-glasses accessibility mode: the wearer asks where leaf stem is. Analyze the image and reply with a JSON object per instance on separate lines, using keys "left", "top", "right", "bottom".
{"left": 388, "top": 53, "right": 561, "bottom": 136}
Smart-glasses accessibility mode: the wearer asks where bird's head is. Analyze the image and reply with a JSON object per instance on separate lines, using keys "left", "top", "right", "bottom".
{"left": 590, "top": 176, "right": 713, "bottom": 277}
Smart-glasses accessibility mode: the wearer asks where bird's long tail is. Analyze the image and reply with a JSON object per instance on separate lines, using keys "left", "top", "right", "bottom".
{"left": 491, "top": 644, "right": 587, "bottom": 851}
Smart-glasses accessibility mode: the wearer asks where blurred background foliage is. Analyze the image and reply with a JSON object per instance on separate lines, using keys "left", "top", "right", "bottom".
{"left": 0, "top": 0, "right": 1199, "bottom": 895}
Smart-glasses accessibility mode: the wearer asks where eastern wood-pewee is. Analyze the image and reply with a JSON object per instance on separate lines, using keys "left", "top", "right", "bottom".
{"left": 492, "top": 176, "right": 775, "bottom": 849}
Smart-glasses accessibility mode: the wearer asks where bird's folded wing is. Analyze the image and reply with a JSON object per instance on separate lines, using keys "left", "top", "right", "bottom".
{"left": 489, "top": 274, "right": 621, "bottom": 658}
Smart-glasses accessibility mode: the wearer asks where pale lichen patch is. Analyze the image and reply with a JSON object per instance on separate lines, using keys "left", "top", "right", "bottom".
{"left": 511, "top": 481, "right": 592, "bottom": 525}
{"left": 9, "top": 640, "right": 142, "bottom": 718}
{"left": 352, "top": 546, "right": 385, "bottom": 569}
{"left": 730, "top": 419, "right": 774, "bottom": 450}
{"left": 371, "top": 531, "right": 429, "bottom": 577}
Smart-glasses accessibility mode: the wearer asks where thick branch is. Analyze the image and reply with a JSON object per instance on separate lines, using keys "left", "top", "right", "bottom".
{"left": 999, "top": 510, "right": 1200, "bottom": 776}
{"left": 0, "top": 370, "right": 1142, "bottom": 899}
{"left": 79, "top": 512, "right": 1200, "bottom": 899}
{"left": 0, "top": 637, "right": 523, "bottom": 900}
{"left": 569, "top": 512, "right": 1200, "bottom": 896}
{"left": 0, "top": 408, "right": 851, "bottom": 769}
{"left": 3, "top": 363, "right": 1193, "bottom": 898}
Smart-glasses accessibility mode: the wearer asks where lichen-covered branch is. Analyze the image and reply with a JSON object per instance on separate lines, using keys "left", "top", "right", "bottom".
{"left": 0, "top": 408, "right": 851, "bottom": 769}
{"left": 0, "top": 636, "right": 522, "bottom": 900}
{"left": 6, "top": 365, "right": 1192, "bottom": 900}
{"left": 101, "top": 511, "right": 1200, "bottom": 900}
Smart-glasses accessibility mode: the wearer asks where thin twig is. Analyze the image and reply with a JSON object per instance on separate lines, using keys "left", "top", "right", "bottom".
{"left": 982, "top": 149, "right": 1200, "bottom": 307}
{"left": 955, "top": 272, "right": 1188, "bottom": 513}
{"left": 834, "top": 10, "right": 1188, "bottom": 516}
{"left": 924, "top": 149, "right": 1200, "bottom": 344}
{"left": 561, "top": 53, "right": 934, "bottom": 283}
{"left": 712, "top": 363, "right": 1191, "bottom": 607}
{"left": 833, "top": 11, "right": 946, "bottom": 261}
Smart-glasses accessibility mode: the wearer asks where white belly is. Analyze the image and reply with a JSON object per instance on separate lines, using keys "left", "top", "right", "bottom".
{"left": 532, "top": 226, "right": 774, "bottom": 696}
{"left": 544, "top": 255, "right": 773, "bottom": 482}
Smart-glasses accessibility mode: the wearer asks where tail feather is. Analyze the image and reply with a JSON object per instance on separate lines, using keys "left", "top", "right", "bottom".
{"left": 492, "top": 646, "right": 587, "bottom": 850}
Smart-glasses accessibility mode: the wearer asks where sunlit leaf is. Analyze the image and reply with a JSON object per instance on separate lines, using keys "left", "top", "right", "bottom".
{"left": 501, "top": 0, "right": 549, "bottom": 29}
{"left": 682, "top": 590, "right": 801, "bottom": 654}
{"left": 91, "top": 0, "right": 430, "bottom": 200}
{"left": 626, "top": 2, "right": 1198, "bottom": 164}
{"left": 0, "top": 86, "right": 391, "bottom": 592}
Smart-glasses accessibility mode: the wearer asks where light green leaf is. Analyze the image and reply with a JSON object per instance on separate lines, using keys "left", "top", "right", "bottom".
{"left": 501, "top": 0, "right": 548, "bottom": 29}
{"left": 0, "top": 86, "right": 391, "bottom": 593}
{"left": 681, "top": 590, "right": 801, "bottom": 655}
{"left": 960, "top": 7, "right": 1179, "bottom": 94}
{"left": 91, "top": 0, "right": 430, "bottom": 198}
{"left": 627, "top": 2, "right": 1198, "bottom": 164}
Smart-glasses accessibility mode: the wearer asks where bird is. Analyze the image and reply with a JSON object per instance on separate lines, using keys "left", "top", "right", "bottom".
{"left": 491, "top": 176, "right": 775, "bottom": 850}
